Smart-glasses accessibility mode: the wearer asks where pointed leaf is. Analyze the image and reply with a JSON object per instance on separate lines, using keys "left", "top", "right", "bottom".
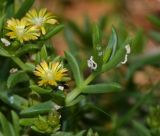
{"left": 0, "top": 112, "right": 13, "bottom": 136}
{"left": 15, "top": 44, "right": 39, "bottom": 56}
{"left": 40, "top": 45, "right": 48, "bottom": 61}
{"left": 92, "top": 24, "right": 103, "bottom": 71}
{"left": 0, "top": 45, "right": 10, "bottom": 57}
{"left": 102, "top": 43, "right": 127, "bottom": 73}
{"left": 82, "top": 83, "right": 121, "bottom": 94}
{"left": 7, "top": 71, "right": 29, "bottom": 88}
{"left": 20, "top": 101, "right": 57, "bottom": 117}
{"left": 11, "top": 111, "right": 20, "bottom": 136}
{"left": 14, "top": 0, "right": 35, "bottom": 18}
{"left": 44, "top": 24, "right": 64, "bottom": 40}
{"left": 65, "top": 51, "right": 83, "bottom": 86}
{"left": 19, "top": 118, "right": 36, "bottom": 126}
{"left": 6, "top": 0, "right": 15, "bottom": 18}
{"left": 30, "top": 85, "right": 52, "bottom": 94}
{"left": 103, "top": 27, "right": 117, "bottom": 62}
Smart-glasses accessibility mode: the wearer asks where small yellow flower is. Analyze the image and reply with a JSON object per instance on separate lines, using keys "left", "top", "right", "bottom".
{"left": 34, "top": 61, "right": 68, "bottom": 86}
{"left": 25, "top": 8, "right": 58, "bottom": 35}
{"left": 6, "top": 18, "right": 40, "bottom": 43}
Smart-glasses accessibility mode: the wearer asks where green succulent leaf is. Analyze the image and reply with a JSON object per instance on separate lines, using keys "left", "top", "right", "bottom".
{"left": 14, "top": 0, "right": 35, "bottom": 18}
{"left": 103, "top": 27, "right": 117, "bottom": 63}
{"left": 30, "top": 85, "right": 52, "bottom": 94}
{"left": 44, "top": 24, "right": 64, "bottom": 40}
{"left": 102, "top": 43, "right": 126, "bottom": 73}
{"left": 0, "top": 112, "right": 13, "bottom": 136}
{"left": 7, "top": 71, "right": 29, "bottom": 88}
{"left": 19, "top": 118, "right": 36, "bottom": 126}
{"left": 82, "top": 83, "right": 122, "bottom": 94}
{"left": 132, "top": 29, "right": 145, "bottom": 54}
{"left": 6, "top": 0, "right": 15, "bottom": 18}
{"left": 20, "top": 101, "right": 57, "bottom": 117}
{"left": 0, "top": 45, "right": 10, "bottom": 57}
{"left": 65, "top": 51, "right": 83, "bottom": 86}
{"left": 92, "top": 24, "right": 103, "bottom": 71}
{"left": 40, "top": 45, "right": 48, "bottom": 61}
{"left": 15, "top": 44, "right": 39, "bottom": 56}
{"left": 11, "top": 111, "right": 20, "bottom": 136}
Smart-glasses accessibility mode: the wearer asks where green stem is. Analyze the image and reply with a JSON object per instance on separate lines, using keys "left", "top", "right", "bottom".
{"left": 84, "top": 72, "right": 99, "bottom": 85}
{"left": 66, "top": 72, "right": 100, "bottom": 106}
{"left": 11, "top": 56, "right": 28, "bottom": 71}
{"left": 65, "top": 88, "right": 81, "bottom": 106}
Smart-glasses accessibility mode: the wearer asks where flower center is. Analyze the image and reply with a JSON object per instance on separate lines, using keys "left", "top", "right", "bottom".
{"left": 16, "top": 26, "right": 25, "bottom": 36}
{"left": 32, "top": 17, "right": 44, "bottom": 26}
{"left": 46, "top": 69, "right": 54, "bottom": 80}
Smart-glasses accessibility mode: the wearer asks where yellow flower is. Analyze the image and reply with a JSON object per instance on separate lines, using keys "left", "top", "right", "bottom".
{"left": 25, "top": 8, "right": 57, "bottom": 35}
{"left": 6, "top": 18, "right": 40, "bottom": 43}
{"left": 34, "top": 61, "right": 68, "bottom": 86}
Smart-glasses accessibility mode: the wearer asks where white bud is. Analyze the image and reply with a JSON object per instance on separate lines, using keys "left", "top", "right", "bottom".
{"left": 1, "top": 38, "right": 11, "bottom": 46}
{"left": 9, "top": 68, "right": 18, "bottom": 73}
{"left": 58, "top": 85, "right": 64, "bottom": 91}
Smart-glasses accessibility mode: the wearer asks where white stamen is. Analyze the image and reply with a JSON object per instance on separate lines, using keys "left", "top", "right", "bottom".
{"left": 58, "top": 85, "right": 64, "bottom": 91}
{"left": 121, "top": 54, "right": 128, "bottom": 64}
{"left": 125, "top": 44, "right": 131, "bottom": 54}
{"left": 121, "top": 44, "right": 131, "bottom": 65}
{"left": 10, "top": 68, "right": 18, "bottom": 73}
{"left": 1, "top": 38, "right": 11, "bottom": 46}
{"left": 87, "top": 56, "right": 97, "bottom": 70}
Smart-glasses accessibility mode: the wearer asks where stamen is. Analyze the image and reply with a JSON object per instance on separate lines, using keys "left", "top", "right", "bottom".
{"left": 87, "top": 56, "right": 97, "bottom": 70}
{"left": 121, "top": 44, "right": 131, "bottom": 64}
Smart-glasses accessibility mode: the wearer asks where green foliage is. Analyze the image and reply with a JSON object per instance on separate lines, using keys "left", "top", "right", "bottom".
{"left": 0, "top": 1, "right": 159, "bottom": 136}
{"left": 15, "top": 0, "right": 35, "bottom": 18}
{"left": 7, "top": 70, "right": 29, "bottom": 88}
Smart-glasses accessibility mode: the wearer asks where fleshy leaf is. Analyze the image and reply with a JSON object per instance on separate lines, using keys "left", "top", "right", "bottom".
{"left": 44, "top": 24, "right": 64, "bottom": 40}
{"left": 30, "top": 85, "right": 52, "bottom": 94}
{"left": 20, "top": 101, "right": 57, "bottom": 117}
{"left": 7, "top": 71, "right": 29, "bottom": 88}
{"left": 82, "top": 83, "right": 121, "bottom": 94}
{"left": 65, "top": 51, "right": 83, "bottom": 86}
{"left": 14, "top": 0, "right": 35, "bottom": 18}
{"left": 103, "top": 27, "right": 117, "bottom": 63}
{"left": 92, "top": 24, "right": 103, "bottom": 71}
{"left": 40, "top": 45, "right": 48, "bottom": 61}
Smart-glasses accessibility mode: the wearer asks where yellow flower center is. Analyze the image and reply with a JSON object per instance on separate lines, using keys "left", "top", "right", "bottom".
{"left": 33, "top": 17, "right": 44, "bottom": 26}
{"left": 45, "top": 69, "right": 54, "bottom": 80}
{"left": 16, "top": 26, "right": 25, "bottom": 36}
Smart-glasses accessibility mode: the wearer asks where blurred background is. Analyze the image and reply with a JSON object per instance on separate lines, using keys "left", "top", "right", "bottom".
{"left": 32, "top": 0, "right": 160, "bottom": 89}
{"left": 31, "top": 0, "right": 160, "bottom": 135}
